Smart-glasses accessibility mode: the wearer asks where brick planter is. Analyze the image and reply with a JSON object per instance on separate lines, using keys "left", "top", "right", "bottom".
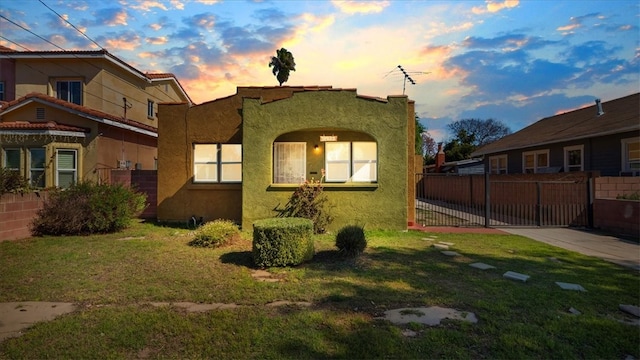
{"left": 594, "top": 198, "right": 639, "bottom": 239}
{"left": 0, "top": 191, "right": 47, "bottom": 241}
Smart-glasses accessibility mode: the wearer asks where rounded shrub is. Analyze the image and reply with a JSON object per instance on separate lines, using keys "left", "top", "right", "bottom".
{"left": 189, "top": 219, "right": 240, "bottom": 248}
{"left": 335, "top": 225, "right": 367, "bottom": 257}
{"left": 252, "top": 217, "right": 314, "bottom": 268}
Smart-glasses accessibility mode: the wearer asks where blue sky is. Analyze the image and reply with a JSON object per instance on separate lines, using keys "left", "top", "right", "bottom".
{"left": 1, "top": 0, "right": 638, "bottom": 142}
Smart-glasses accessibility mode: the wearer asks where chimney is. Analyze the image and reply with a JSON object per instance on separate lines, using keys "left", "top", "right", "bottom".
{"left": 435, "top": 142, "right": 445, "bottom": 173}
{"left": 595, "top": 98, "right": 604, "bottom": 116}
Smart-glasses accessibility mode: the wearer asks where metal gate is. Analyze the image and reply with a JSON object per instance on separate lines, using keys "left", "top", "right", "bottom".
{"left": 415, "top": 173, "right": 592, "bottom": 227}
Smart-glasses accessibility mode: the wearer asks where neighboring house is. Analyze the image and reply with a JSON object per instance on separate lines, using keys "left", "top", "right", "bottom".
{"left": 0, "top": 45, "right": 192, "bottom": 188}
{"left": 157, "top": 86, "right": 417, "bottom": 231}
{"left": 472, "top": 93, "right": 640, "bottom": 176}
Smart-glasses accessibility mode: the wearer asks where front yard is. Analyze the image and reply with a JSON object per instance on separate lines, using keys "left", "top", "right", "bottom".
{"left": 0, "top": 221, "right": 638, "bottom": 359}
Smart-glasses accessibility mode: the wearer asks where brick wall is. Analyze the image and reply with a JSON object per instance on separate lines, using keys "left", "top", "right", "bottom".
{"left": 594, "top": 176, "right": 640, "bottom": 199}
{"left": 0, "top": 192, "right": 47, "bottom": 242}
{"left": 594, "top": 198, "right": 639, "bottom": 238}
{"left": 111, "top": 170, "right": 157, "bottom": 219}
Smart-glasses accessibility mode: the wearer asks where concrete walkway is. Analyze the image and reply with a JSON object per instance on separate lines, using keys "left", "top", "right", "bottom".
{"left": 499, "top": 227, "right": 640, "bottom": 271}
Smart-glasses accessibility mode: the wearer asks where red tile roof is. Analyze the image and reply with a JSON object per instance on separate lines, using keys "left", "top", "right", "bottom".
{"left": 0, "top": 120, "right": 89, "bottom": 133}
{"left": 0, "top": 93, "right": 157, "bottom": 134}
{"left": 473, "top": 93, "right": 640, "bottom": 156}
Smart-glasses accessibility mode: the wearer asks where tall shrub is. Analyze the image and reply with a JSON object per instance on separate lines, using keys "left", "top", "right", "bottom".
{"left": 31, "top": 182, "right": 146, "bottom": 236}
{"left": 278, "top": 179, "right": 332, "bottom": 234}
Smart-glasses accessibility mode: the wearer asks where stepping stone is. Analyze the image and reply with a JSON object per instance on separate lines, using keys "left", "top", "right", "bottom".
{"left": 376, "top": 306, "right": 477, "bottom": 326}
{"left": 438, "top": 241, "right": 454, "bottom": 246}
{"left": 503, "top": 271, "right": 530, "bottom": 282}
{"left": 555, "top": 282, "right": 586, "bottom": 292}
{"left": 433, "top": 243, "right": 449, "bottom": 250}
{"left": 470, "top": 262, "right": 496, "bottom": 270}
{"left": 620, "top": 304, "right": 640, "bottom": 318}
{"left": 441, "top": 251, "right": 460, "bottom": 256}
{"left": 421, "top": 237, "right": 434, "bottom": 241}
{"left": 548, "top": 257, "right": 562, "bottom": 263}
{"left": 568, "top": 307, "right": 581, "bottom": 315}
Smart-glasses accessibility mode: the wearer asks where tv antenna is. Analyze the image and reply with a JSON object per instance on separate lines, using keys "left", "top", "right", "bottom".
{"left": 383, "top": 65, "right": 430, "bottom": 95}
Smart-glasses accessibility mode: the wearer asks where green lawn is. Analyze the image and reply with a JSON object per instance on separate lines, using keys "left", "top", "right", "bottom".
{"left": 0, "top": 221, "right": 638, "bottom": 359}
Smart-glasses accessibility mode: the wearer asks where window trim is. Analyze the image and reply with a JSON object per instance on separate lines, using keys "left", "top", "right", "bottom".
{"left": 55, "top": 79, "right": 83, "bottom": 105}
{"left": 563, "top": 145, "right": 584, "bottom": 172}
{"left": 325, "top": 141, "right": 378, "bottom": 183}
{"left": 147, "top": 99, "right": 155, "bottom": 119}
{"left": 29, "top": 148, "right": 46, "bottom": 188}
{"left": 193, "top": 143, "right": 243, "bottom": 184}
{"left": 273, "top": 142, "right": 306, "bottom": 184}
{"left": 522, "top": 149, "right": 549, "bottom": 174}
{"left": 621, "top": 137, "right": 640, "bottom": 172}
{"left": 56, "top": 148, "right": 77, "bottom": 188}
{"left": 2, "top": 148, "right": 20, "bottom": 171}
{"left": 489, "top": 154, "right": 508, "bottom": 174}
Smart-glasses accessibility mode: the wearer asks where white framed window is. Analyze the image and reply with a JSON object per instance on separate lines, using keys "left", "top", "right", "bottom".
{"left": 56, "top": 149, "right": 77, "bottom": 188}
{"left": 325, "top": 141, "right": 377, "bottom": 182}
{"left": 29, "top": 148, "right": 46, "bottom": 188}
{"left": 489, "top": 154, "right": 507, "bottom": 174}
{"left": 523, "top": 150, "right": 549, "bottom": 174}
{"left": 55, "top": 80, "right": 82, "bottom": 105}
{"left": 621, "top": 137, "right": 640, "bottom": 172}
{"left": 0, "top": 81, "right": 5, "bottom": 101}
{"left": 564, "top": 145, "right": 583, "bottom": 172}
{"left": 220, "top": 144, "right": 242, "bottom": 182}
{"left": 325, "top": 142, "right": 350, "bottom": 182}
{"left": 273, "top": 142, "right": 306, "bottom": 184}
{"left": 193, "top": 144, "right": 243, "bottom": 183}
{"left": 3, "top": 148, "right": 20, "bottom": 171}
{"left": 147, "top": 99, "right": 155, "bottom": 118}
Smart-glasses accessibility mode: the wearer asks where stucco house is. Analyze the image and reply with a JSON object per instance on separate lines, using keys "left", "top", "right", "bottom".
{"left": 157, "top": 86, "right": 417, "bottom": 231}
{"left": 0, "top": 46, "right": 192, "bottom": 188}
{"left": 472, "top": 93, "right": 640, "bottom": 176}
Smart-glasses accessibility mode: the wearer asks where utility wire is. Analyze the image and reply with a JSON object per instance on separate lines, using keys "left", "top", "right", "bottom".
{"left": 38, "top": 0, "right": 104, "bottom": 50}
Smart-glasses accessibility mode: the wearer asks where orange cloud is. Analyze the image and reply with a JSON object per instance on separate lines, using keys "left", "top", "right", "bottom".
{"left": 332, "top": 0, "right": 390, "bottom": 14}
{"left": 283, "top": 13, "right": 335, "bottom": 48}
{"left": 150, "top": 23, "right": 162, "bottom": 31}
{"left": 472, "top": 0, "right": 519, "bottom": 15}
{"left": 195, "top": 0, "right": 220, "bottom": 4}
{"left": 146, "top": 36, "right": 168, "bottom": 45}
{"left": 170, "top": 0, "right": 185, "bottom": 10}
{"left": 131, "top": 1, "right": 168, "bottom": 12}
{"left": 104, "top": 36, "right": 140, "bottom": 51}
{"left": 106, "top": 11, "right": 128, "bottom": 26}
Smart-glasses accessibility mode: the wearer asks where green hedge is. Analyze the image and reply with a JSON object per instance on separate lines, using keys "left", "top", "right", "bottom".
{"left": 252, "top": 217, "right": 314, "bottom": 267}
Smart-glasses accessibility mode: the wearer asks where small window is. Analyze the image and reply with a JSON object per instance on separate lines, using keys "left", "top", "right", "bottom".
{"left": 3, "top": 148, "right": 20, "bottom": 171}
{"left": 147, "top": 99, "right": 155, "bottom": 118}
{"left": 0, "top": 81, "right": 5, "bottom": 101}
{"left": 193, "top": 144, "right": 243, "bottom": 183}
{"left": 489, "top": 155, "right": 507, "bottom": 174}
{"left": 55, "top": 80, "right": 82, "bottom": 105}
{"left": 273, "top": 142, "right": 306, "bottom": 184}
{"left": 325, "top": 141, "right": 377, "bottom": 182}
{"left": 621, "top": 138, "right": 640, "bottom": 172}
{"left": 564, "top": 145, "right": 583, "bottom": 172}
{"left": 523, "top": 150, "right": 549, "bottom": 174}
{"left": 56, "top": 149, "right": 77, "bottom": 188}
{"left": 29, "top": 148, "right": 46, "bottom": 188}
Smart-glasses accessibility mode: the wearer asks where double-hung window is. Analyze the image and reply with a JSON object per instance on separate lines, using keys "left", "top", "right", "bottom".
{"left": 3, "top": 148, "right": 20, "bottom": 172}
{"left": 523, "top": 150, "right": 549, "bottom": 174}
{"left": 56, "top": 149, "right": 77, "bottom": 188}
{"left": 621, "top": 138, "right": 640, "bottom": 173}
{"left": 193, "top": 144, "right": 242, "bottom": 183}
{"left": 564, "top": 145, "right": 583, "bottom": 172}
{"left": 55, "top": 80, "right": 82, "bottom": 105}
{"left": 489, "top": 155, "right": 507, "bottom": 174}
{"left": 29, "top": 148, "right": 46, "bottom": 188}
{"left": 147, "top": 99, "right": 155, "bottom": 118}
{"left": 273, "top": 142, "right": 306, "bottom": 184}
{"left": 325, "top": 141, "right": 377, "bottom": 182}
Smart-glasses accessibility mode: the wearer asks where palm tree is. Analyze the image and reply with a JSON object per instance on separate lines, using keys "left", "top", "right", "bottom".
{"left": 268, "top": 48, "right": 296, "bottom": 86}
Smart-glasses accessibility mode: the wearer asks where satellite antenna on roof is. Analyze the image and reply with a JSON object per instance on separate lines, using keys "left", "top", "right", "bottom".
{"left": 383, "top": 65, "right": 431, "bottom": 95}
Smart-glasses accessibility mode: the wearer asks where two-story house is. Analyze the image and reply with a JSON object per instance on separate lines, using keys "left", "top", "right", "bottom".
{"left": 0, "top": 45, "right": 192, "bottom": 188}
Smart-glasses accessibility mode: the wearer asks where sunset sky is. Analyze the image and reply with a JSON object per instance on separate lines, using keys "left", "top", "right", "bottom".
{"left": 1, "top": 0, "right": 638, "bottom": 142}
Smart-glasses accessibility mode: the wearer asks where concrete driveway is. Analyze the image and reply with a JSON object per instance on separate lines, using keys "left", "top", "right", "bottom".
{"left": 499, "top": 227, "right": 640, "bottom": 271}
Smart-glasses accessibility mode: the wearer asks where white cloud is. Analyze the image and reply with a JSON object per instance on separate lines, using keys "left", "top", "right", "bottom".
{"left": 331, "top": 0, "right": 390, "bottom": 14}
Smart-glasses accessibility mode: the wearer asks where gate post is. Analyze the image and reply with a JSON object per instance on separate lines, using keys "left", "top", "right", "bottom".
{"left": 587, "top": 176, "right": 594, "bottom": 228}
{"left": 484, "top": 171, "right": 490, "bottom": 228}
{"left": 536, "top": 182, "right": 542, "bottom": 226}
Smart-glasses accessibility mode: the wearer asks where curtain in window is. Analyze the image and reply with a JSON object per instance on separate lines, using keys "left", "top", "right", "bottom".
{"left": 57, "top": 150, "right": 76, "bottom": 188}
{"left": 352, "top": 142, "right": 377, "bottom": 182}
{"left": 273, "top": 142, "right": 306, "bottom": 184}
{"left": 194, "top": 144, "right": 218, "bottom": 182}
{"left": 221, "top": 144, "right": 242, "bottom": 182}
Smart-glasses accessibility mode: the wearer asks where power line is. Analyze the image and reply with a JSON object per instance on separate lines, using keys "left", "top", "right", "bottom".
{"left": 38, "top": 0, "right": 104, "bottom": 50}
